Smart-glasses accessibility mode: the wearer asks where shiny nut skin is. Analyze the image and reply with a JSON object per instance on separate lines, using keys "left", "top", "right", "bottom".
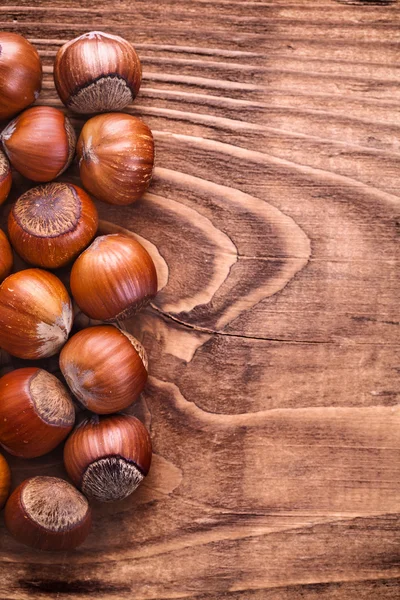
{"left": 1, "top": 106, "right": 76, "bottom": 182}
{"left": 0, "top": 268, "right": 73, "bottom": 359}
{"left": 0, "top": 452, "right": 11, "bottom": 509}
{"left": 0, "top": 149, "right": 12, "bottom": 206}
{"left": 8, "top": 183, "right": 98, "bottom": 269}
{"left": 0, "top": 32, "right": 42, "bottom": 120}
{"left": 64, "top": 414, "right": 152, "bottom": 502}
{"left": 60, "top": 325, "right": 148, "bottom": 414}
{"left": 76, "top": 113, "right": 154, "bottom": 205}
{"left": 0, "top": 368, "right": 75, "bottom": 458}
{"left": 0, "top": 229, "right": 13, "bottom": 283}
{"left": 5, "top": 476, "right": 92, "bottom": 551}
{"left": 54, "top": 31, "right": 141, "bottom": 114}
{"left": 70, "top": 233, "right": 157, "bottom": 321}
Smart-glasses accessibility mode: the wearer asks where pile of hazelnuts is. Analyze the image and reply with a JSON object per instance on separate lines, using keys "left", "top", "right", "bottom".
{"left": 0, "top": 31, "right": 157, "bottom": 551}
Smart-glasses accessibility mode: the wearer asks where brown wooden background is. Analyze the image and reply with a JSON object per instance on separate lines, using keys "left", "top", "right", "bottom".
{"left": 0, "top": 0, "right": 399, "bottom": 598}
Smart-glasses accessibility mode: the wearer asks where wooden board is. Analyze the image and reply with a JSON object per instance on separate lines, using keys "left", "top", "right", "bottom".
{"left": 0, "top": 0, "right": 399, "bottom": 598}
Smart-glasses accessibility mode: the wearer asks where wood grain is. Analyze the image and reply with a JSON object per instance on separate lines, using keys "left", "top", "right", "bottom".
{"left": 0, "top": 1, "right": 399, "bottom": 598}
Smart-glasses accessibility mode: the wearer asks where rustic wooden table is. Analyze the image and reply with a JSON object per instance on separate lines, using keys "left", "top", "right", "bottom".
{"left": 0, "top": 1, "right": 399, "bottom": 598}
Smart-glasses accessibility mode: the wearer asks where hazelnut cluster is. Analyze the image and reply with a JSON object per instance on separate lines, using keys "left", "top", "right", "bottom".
{"left": 0, "top": 31, "right": 156, "bottom": 551}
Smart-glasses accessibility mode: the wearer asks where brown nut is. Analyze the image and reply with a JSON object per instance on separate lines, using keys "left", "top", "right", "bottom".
{"left": 0, "top": 268, "right": 73, "bottom": 359}
{"left": 64, "top": 414, "right": 152, "bottom": 502}
{"left": 8, "top": 183, "right": 98, "bottom": 269}
{"left": 5, "top": 476, "right": 92, "bottom": 551}
{"left": 70, "top": 233, "right": 157, "bottom": 321}
{"left": 76, "top": 113, "right": 154, "bottom": 205}
{"left": 1, "top": 106, "right": 76, "bottom": 182}
{"left": 0, "top": 368, "right": 75, "bottom": 458}
{"left": 0, "top": 229, "right": 13, "bottom": 283}
{"left": 0, "top": 149, "right": 12, "bottom": 206}
{"left": 0, "top": 32, "right": 42, "bottom": 120}
{"left": 60, "top": 325, "right": 148, "bottom": 414}
{"left": 0, "top": 452, "right": 11, "bottom": 509}
{"left": 54, "top": 31, "right": 141, "bottom": 114}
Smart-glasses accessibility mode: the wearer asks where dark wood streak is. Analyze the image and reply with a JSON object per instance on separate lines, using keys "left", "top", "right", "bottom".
{"left": 336, "top": 1, "right": 396, "bottom": 5}
{"left": 0, "top": 0, "right": 399, "bottom": 599}
{"left": 18, "top": 579, "right": 131, "bottom": 595}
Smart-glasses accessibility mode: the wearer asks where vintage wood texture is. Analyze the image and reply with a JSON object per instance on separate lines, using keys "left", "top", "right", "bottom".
{"left": 0, "top": 0, "right": 399, "bottom": 598}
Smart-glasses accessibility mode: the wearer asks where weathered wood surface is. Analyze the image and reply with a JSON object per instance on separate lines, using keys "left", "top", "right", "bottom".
{"left": 0, "top": 0, "right": 399, "bottom": 598}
